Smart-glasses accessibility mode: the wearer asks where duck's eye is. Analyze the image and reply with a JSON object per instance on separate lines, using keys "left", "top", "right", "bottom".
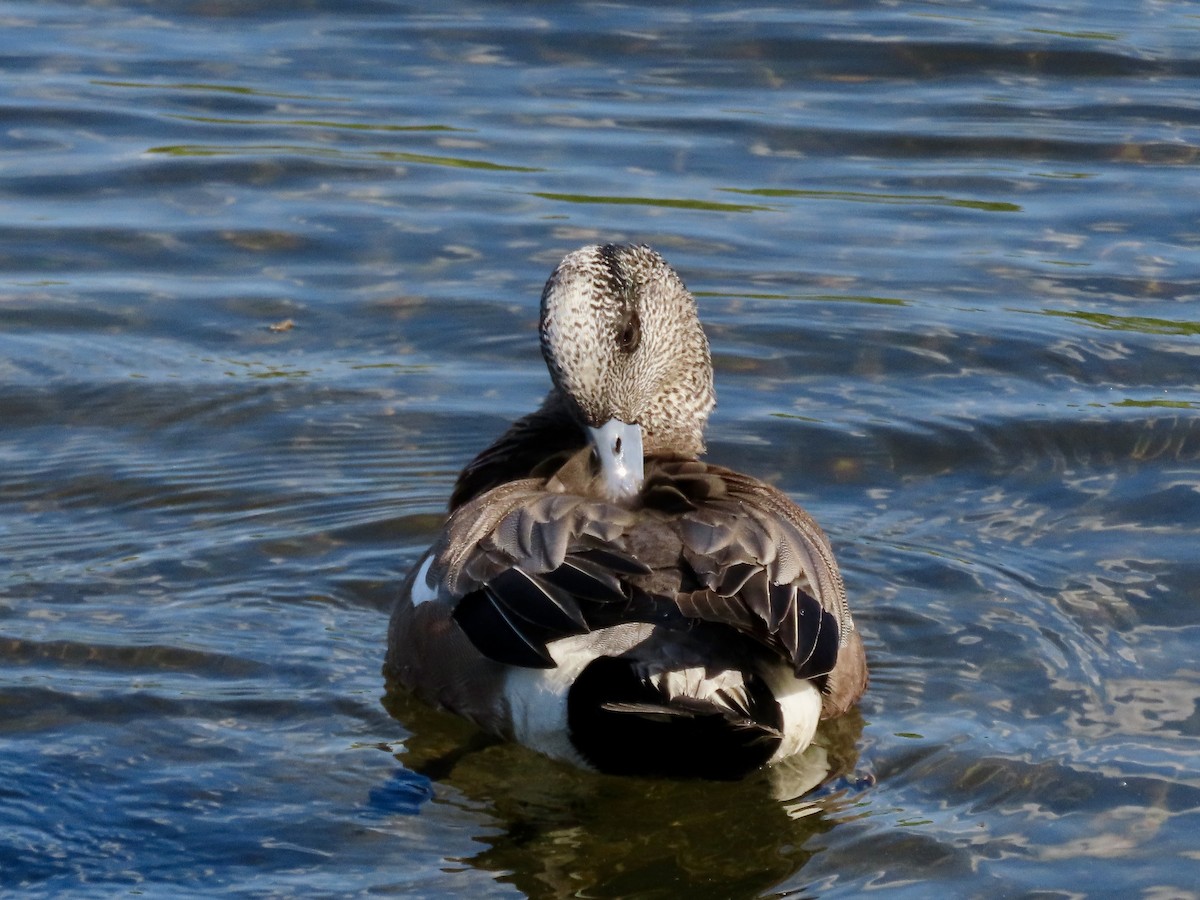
{"left": 618, "top": 311, "right": 641, "bottom": 353}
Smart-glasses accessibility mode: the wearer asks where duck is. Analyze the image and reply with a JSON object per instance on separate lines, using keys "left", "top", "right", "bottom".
{"left": 384, "top": 244, "right": 867, "bottom": 780}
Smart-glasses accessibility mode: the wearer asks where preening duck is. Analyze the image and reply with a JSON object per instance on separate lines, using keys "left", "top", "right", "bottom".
{"left": 384, "top": 244, "right": 867, "bottom": 780}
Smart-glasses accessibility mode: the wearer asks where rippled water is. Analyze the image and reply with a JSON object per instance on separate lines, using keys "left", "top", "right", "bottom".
{"left": 4, "top": 0, "right": 1199, "bottom": 896}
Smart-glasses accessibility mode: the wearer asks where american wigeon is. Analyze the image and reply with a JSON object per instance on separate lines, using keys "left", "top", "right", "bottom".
{"left": 385, "top": 244, "right": 867, "bottom": 780}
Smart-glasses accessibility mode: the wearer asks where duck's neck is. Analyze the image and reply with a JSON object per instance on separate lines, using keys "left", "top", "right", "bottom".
{"left": 449, "top": 387, "right": 709, "bottom": 509}
{"left": 449, "top": 391, "right": 586, "bottom": 510}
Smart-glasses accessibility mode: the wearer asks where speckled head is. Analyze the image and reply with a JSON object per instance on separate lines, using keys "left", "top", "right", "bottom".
{"left": 539, "top": 244, "right": 716, "bottom": 469}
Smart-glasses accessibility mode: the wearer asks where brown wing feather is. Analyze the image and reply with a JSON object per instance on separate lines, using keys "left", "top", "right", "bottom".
{"left": 422, "top": 449, "right": 866, "bottom": 716}
{"left": 668, "top": 460, "right": 866, "bottom": 715}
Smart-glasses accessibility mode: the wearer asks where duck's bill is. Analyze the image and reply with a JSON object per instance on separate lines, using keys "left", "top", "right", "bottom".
{"left": 589, "top": 419, "right": 645, "bottom": 501}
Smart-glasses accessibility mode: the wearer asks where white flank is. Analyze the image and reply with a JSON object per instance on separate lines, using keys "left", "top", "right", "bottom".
{"left": 502, "top": 634, "right": 597, "bottom": 768}
{"left": 759, "top": 664, "right": 822, "bottom": 763}
{"left": 502, "top": 624, "right": 653, "bottom": 769}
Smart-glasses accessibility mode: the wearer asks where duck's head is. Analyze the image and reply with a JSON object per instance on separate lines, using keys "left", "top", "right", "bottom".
{"left": 539, "top": 244, "right": 716, "bottom": 501}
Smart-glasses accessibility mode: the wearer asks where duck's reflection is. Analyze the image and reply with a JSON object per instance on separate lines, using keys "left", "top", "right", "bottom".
{"left": 381, "top": 686, "right": 867, "bottom": 899}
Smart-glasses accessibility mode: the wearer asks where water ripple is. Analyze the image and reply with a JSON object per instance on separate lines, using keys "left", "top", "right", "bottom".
{"left": 4, "top": 0, "right": 1200, "bottom": 895}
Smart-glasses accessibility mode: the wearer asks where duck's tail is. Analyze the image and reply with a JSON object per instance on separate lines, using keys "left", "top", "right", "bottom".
{"left": 566, "top": 655, "right": 784, "bottom": 779}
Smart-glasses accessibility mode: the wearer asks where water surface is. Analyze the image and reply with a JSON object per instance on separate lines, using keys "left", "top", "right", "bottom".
{"left": 3, "top": 1, "right": 1200, "bottom": 896}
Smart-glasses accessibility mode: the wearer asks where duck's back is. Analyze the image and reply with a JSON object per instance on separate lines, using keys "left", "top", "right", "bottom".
{"left": 385, "top": 447, "right": 866, "bottom": 777}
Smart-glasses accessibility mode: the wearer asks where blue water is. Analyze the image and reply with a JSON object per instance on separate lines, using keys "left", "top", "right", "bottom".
{"left": 3, "top": 0, "right": 1199, "bottom": 896}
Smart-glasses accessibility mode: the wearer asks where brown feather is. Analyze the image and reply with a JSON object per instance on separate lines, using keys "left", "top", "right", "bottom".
{"left": 421, "top": 449, "right": 862, "bottom": 698}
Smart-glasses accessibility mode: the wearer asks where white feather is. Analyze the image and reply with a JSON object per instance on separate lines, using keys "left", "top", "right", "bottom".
{"left": 408, "top": 555, "right": 437, "bottom": 607}
{"left": 759, "top": 664, "right": 822, "bottom": 763}
{"left": 651, "top": 666, "right": 750, "bottom": 712}
{"left": 502, "top": 624, "right": 654, "bottom": 768}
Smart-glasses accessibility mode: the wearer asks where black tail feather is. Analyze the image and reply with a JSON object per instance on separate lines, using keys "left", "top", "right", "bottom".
{"left": 567, "top": 656, "right": 783, "bottom": 780}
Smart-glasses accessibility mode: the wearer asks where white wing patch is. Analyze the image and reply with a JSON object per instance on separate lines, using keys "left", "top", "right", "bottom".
{"left": 409, "top": 555, "right": 438, "bottom": 607}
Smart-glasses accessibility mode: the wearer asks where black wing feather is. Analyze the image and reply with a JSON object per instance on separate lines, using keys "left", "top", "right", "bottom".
{"left": 451, "top": 587, "right": 556, "bottom": 668}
